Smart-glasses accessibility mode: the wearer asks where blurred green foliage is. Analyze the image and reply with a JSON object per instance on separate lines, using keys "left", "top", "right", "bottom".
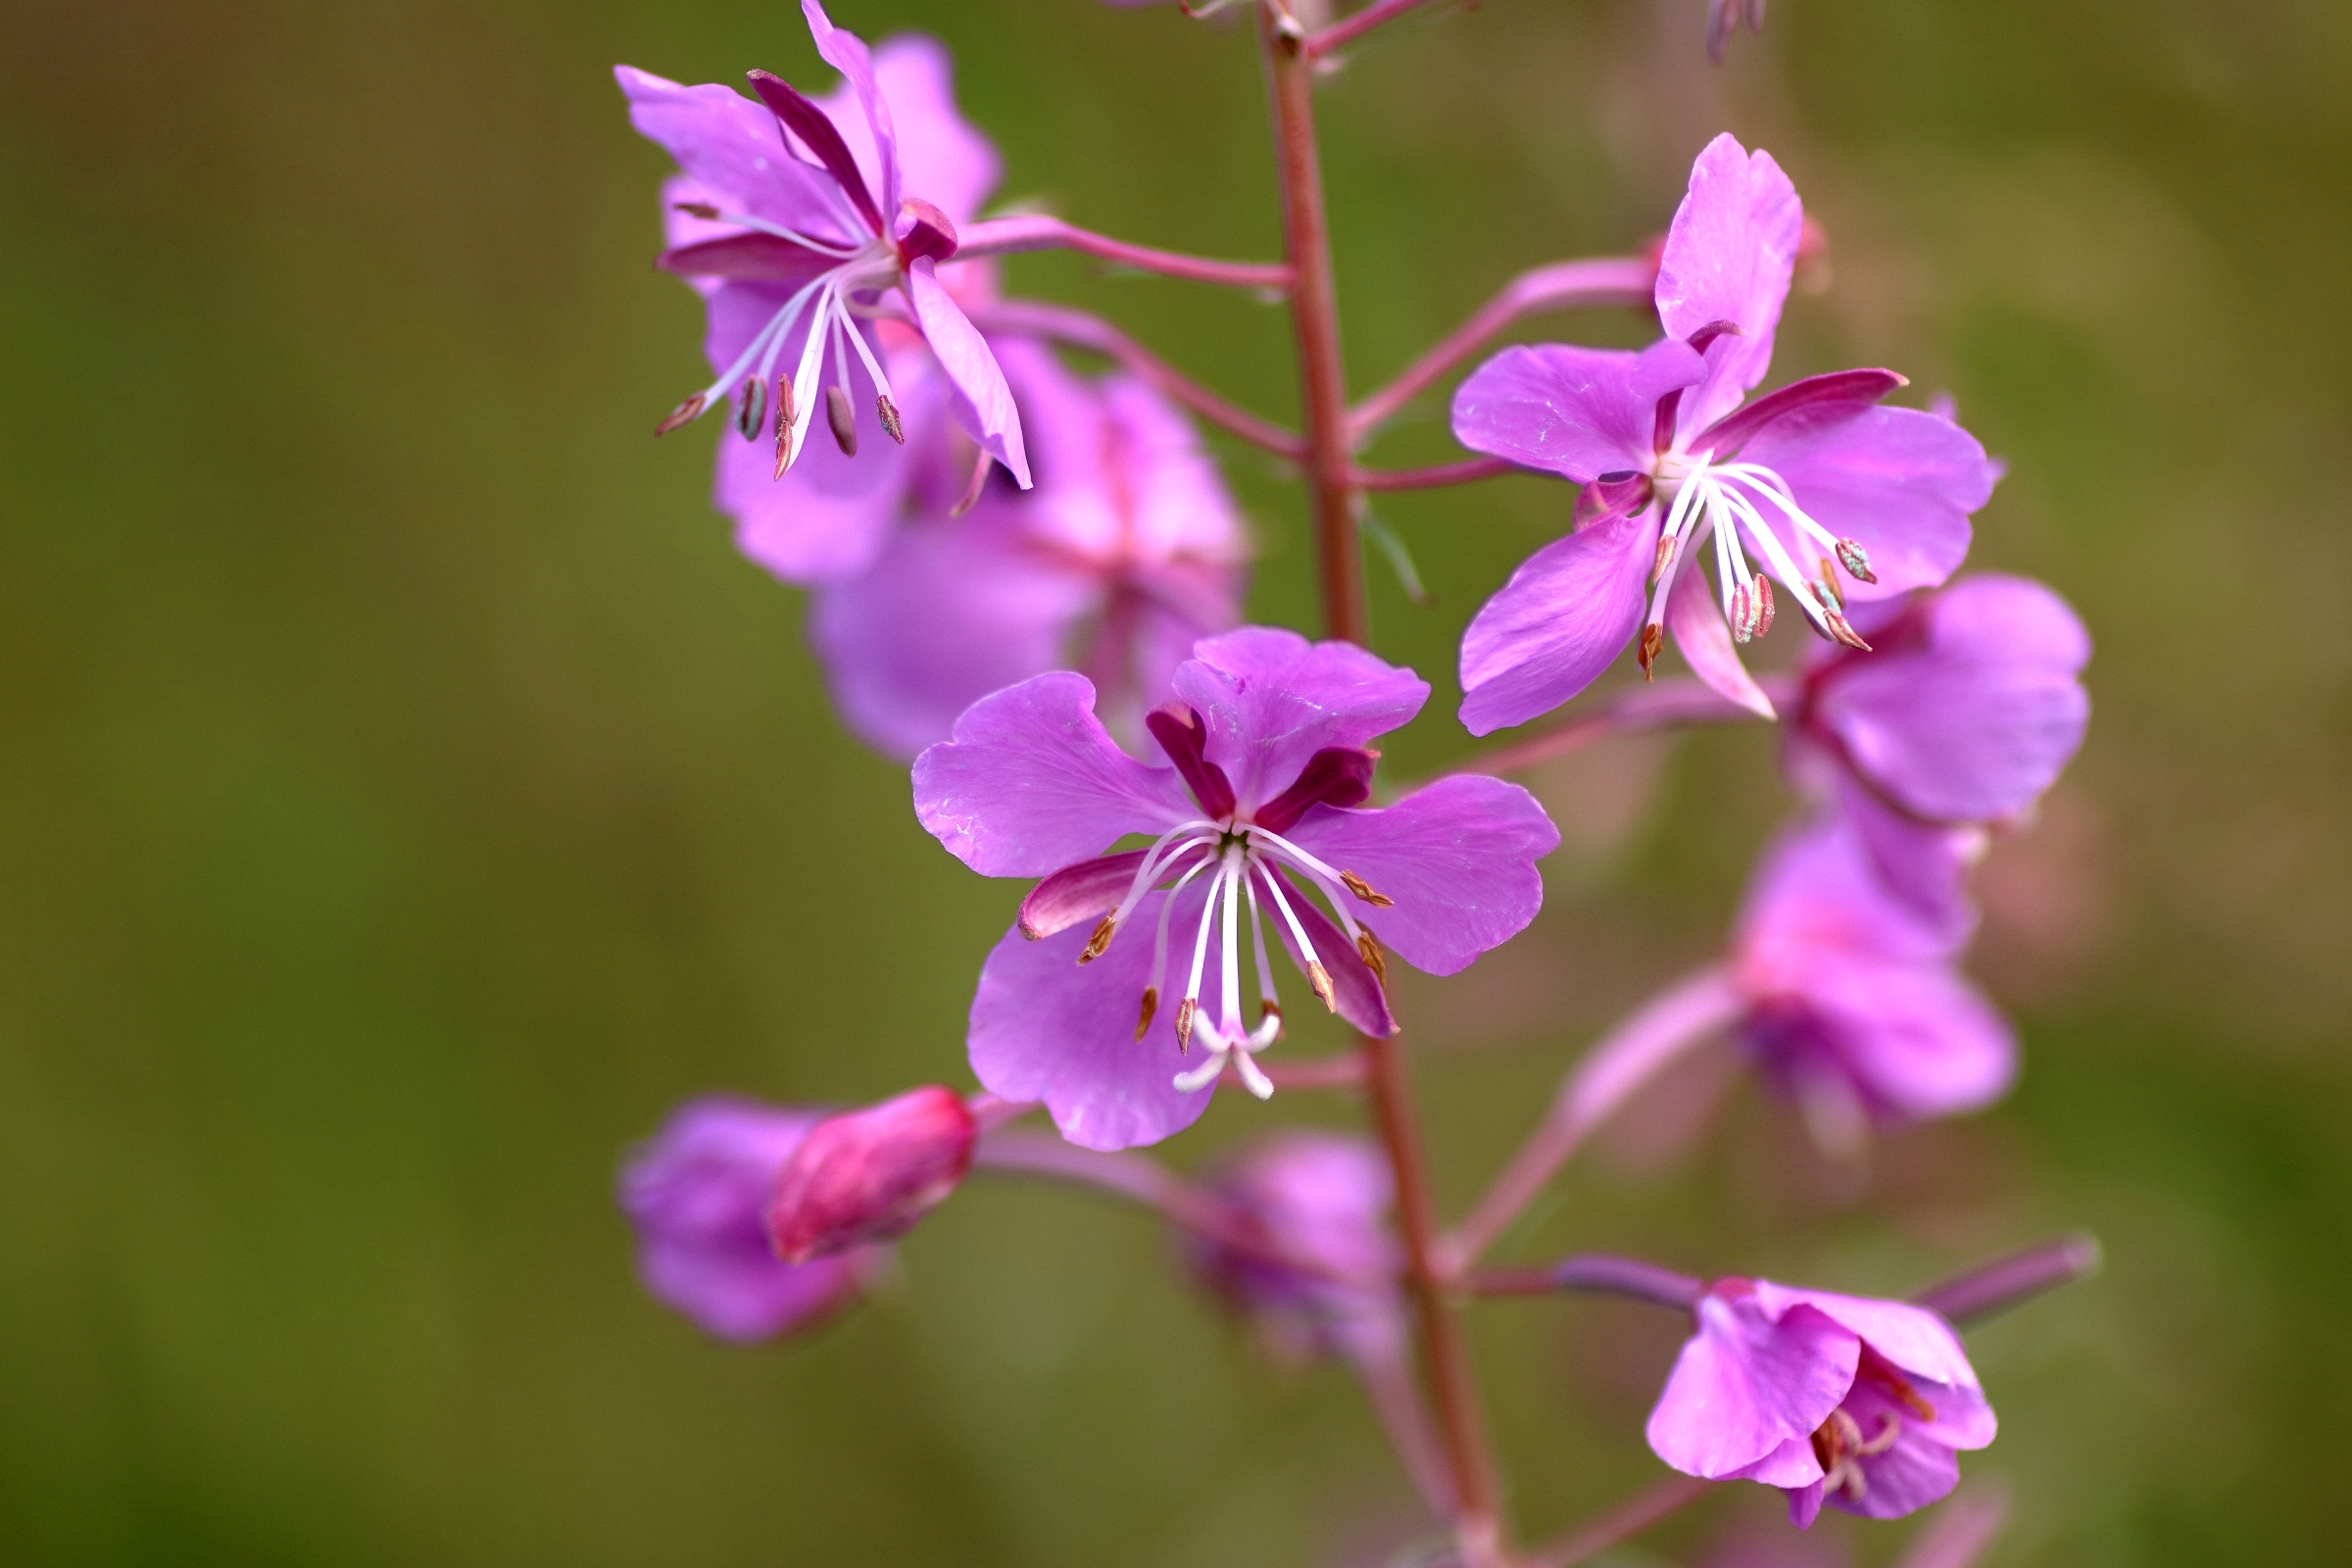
{"left": 2, "top": 0, "right": 2347, "bottom": 1562}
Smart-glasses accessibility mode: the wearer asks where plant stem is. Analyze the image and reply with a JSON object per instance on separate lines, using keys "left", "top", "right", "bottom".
{"left": 1260, "top": 4, "right": 1501, "bottom": 1555}
{"left": 956, "top": 214, "right": 1294, "bottom": 292}
{"left": 1352, "top": 455, "right": 1517, "bottom": 491}
{"left": 1305, "top": 0, "right": 1451, "bottom": 60}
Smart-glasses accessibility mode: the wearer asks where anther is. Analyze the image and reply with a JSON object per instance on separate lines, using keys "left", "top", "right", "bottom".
{"left": 655, "top": 392, "right": 706, "bottom": 436}
{"left": 1174, "top": 997, "right": 1199, "bottom": 1053}
{"left": 1356, "top": 929, "right": 1388, "bottom": 987}
{"left": 1754, "top": 576, "right": 1776, "bottom": 637}
{"left": 825, "top": 384, "right": 858, "bottom": 456}
{"left": 773, "top": 374, "right": 798, "bottom": 478}
{"left": 876, "top": 394, "right": 905, "bottom": 445}
{"left": 1824, "top": 610, "right": 1872, "bottom": 652}
{"left": 1638, "top": 621, "right": 1664, "bottom": 677}
{"left": 1835, "top": 538, "right": 1878, "bottom": 584}
{"left": 735, "top": 376, "right": 766, "bottom": 441}
{"left": 672, "top": 201, "right": 721, "bottom": 220}
{"left": 1134, "top": 988, "right": 1158, "bottom": 1042}
{"left": 1815, "top": 556, "right": 1844, "bottom": 609}
{"left": 1078, "top": 916, "right": 1116, "bottom": 964}
{"left": 1258, "top": 1000, "right": 1283, "bottom": 1026}
{"left": 1340, "top": 870, "right": 1395, "bottom": 908}
{"left": 1650, "top": 532, "right": 1679, "bottom": 587}
{"left": 1306, "top": 962, "right": 1336, "bottom": 1012}
{"left": 1731, "top": 582, "right": 1756, "bottom": 644}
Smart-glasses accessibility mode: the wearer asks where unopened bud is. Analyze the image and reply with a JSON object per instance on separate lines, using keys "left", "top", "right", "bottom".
{"left": 876, "top": 394, "right": 905, "bottom": 445}
{"left": 655, "top": 391, "right": 706, "bottom": 436}
{"left": 765, "top": 1087, "right": 977, "bottom": 1262}
{"left": 1835, "top": 538, "right": 1877, "bottom": 584}
{"left": 825, "top": 384, "right": 858, "bottom": 456}
{"left": 735, "top": 376, "right": 766, "bottom": 441}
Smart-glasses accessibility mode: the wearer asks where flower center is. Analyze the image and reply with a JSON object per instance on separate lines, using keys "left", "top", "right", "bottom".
{"left": 1809, "top": 1404, "right": 1903, "bottom": 1502}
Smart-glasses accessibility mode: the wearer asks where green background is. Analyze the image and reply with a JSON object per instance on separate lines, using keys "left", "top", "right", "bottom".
{"left": 3, "top": 0, "right": 2346, "bottom": 1561}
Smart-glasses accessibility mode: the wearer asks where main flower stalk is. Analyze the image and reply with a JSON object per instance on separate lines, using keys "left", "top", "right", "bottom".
{"left": 1259, "top": 3, "right": 1504, "bottom": 1554}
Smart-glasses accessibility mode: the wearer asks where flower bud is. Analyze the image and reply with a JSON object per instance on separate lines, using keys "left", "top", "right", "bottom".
{"left": 766, "top": 1087, "right": 977, "bottom": 1262}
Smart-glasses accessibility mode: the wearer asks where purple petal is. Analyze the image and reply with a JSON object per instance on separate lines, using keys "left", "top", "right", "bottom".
{"left": 1655, "top": 133, "right": 1803, "bottom": 433}
{"left": 913, "top": 671, "right": 1195, "bottom": 877}
{"left": 1831, "top": 778, "right": 1981, "bottom": 944}
{"left": 1814, "top": 575, "right": 2089, "bottom": 822}
{"left": 1458, "top": 506, "right": 1659, "bottom": 735}
{"left": 1753, "top": 1285, "right": 1982, "bottom": 1394}
{"left": 1018, "top": 850, "right": 1152, "bottom": 940}
{"left": 1739, "top": 806, "right": 1961, "bottom": 972}
{"left": 1172, "top": 629, "right": 1430, "bottom": 810}
{"left": 615, "top": 66, "right": 854, "bottom": 240}
{"left": 1666, "top": 550, "right": 1777, "bottom": 718}
{"left": 1695, "top": 368, "right": 1906, "bottom": 459}
{"left": 851, "top": 36, "right": 1001, "bottom": 223}
{"left": 1783, "top": 1481, "right": 1828, "bottom": 1531}
{"left": 800, "top": 0, "right": 901, "bottom": 216}
{"left": 1799, "top": 953, "right": 2018, "bottom": 1121}
{"left": 967, "top": 890, "right": 1229, "bottom": 1152}
{"left": 1450, "top": 340, "right": 1701, "bottom": 482}
{"left": 1826, "top": 1380, "right": 1970, "bottom": 1520}
{"left": 1740, "top": 403, "right": 1993, "bottom": 600}
{"left": 1252, "top": 747, "right": 1377, "bottom": 835}
{"left": 1647, "top": 1292, "right": 1858, "bottom": 1479}
{"left": 658, "top": 231, "right": 848, "bottom": 282}
{"left": 908, "top": 259, "right": 1031, "bottom": 488}
{"left": 747, "top": 69, "right": 882, "bottom": 235}
{"left": 1284, "top": 775, "right": 1558, "bottom": 977}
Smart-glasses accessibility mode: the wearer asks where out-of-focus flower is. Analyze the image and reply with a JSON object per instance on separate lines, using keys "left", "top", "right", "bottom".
{"left": 1450, "top": 133, "right": 1996, "bottom": 734}
{"left": 1730, "top": 808, "right": 2014, "bottom": 1153}
{"left": 1707, "top": 0, "right": 1768, "bottom": 63}
{"left": 619, "top": 1, "right": 1029, "bottom": 584}
{"left": 1187, "top": 1131, "right": 1402, "bottom": 1365}
{"left": 1647, "top": 1278, "right": 1995, "bottom": 1528}
{"left": 810, "top": 340, "right": 1247, "bottom": 759}
{"left": 767, "top": 1086, "right": 978, "bottom": 1261}
{"left": 1788, "top": 573, "right": 2090, "bottom": 925}
{"left": 617, "top": 1098, "right": 875, "bottom": 1342}
{"left": 912, "top": 627, "right": 1557, "bottom": 1150}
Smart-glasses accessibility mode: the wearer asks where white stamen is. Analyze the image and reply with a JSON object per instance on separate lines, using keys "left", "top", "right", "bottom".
{"left": 1217, "top": 846, "right": 1245, "bottom": 1040}
{"left": 1146, "top": 854, "right": 1218, "bottom": 1016}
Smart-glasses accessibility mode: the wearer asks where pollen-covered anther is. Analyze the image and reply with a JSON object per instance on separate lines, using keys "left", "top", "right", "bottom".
{"left": 1815, "top": 556, "right": 1844, "bottom": 610}
{"left": 1306, "top": 961, "right": 1336, "bottom": 1012}
{"left": 1340, "top": 870, "right": 1395, "bottom": 908}
{"left": 825, "top": 384, "right": 858, "bottom": 457}
{"left": 1078, "top": 916, "right": 1117, "bottom": 964}
{"left": 1638, "top": 620, "right": 1665, "bottom": 676}
{"left": 1731, "top": 582, "right": 1757, "bottom": 645}
{"left": 1650, "top": 532, "right": 1679, "bottom": 587}
{"left": 655, "top": 392, "right": 706, "bottom": 436}
{"left": 1835, "top": 538, "right": 1878, "bottom": 584}
{"left": 1355, "top": 929, "right": 1388, "bottom": 986}
{"left": 1134, "top": 987, "right": 1158, "bottom": 1042}
{"left": 1824, "top": 610, "right": 1872, "bottom": 652}
{"left": 735, "top": 377, "right": 766, "bottom": 441}
{"left": 1753, "top": 576, "right": 1776, "bottom": 637}
{"left": 876, "top": 394, "right": 905, "bottom": 445}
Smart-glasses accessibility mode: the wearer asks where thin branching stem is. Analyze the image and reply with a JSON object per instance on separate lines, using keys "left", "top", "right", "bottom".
{"left": 957, "top": 214, "right": 1294, "bottom": 291}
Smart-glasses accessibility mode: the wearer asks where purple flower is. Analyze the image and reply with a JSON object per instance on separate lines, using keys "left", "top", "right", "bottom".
{"left": 1187, "top": 1131, "right": 1402, "bottom": 1366}
{"left": 1647, "top": 1277, "right": 1996, "bottom": 1528}
{"left": 619, "top": 3, "right": 1029, "bottom": 583}
{"left": 912, "top": 627, "right": 1559, "bottom": 1150}
{"left": 1788, "top": 573, "right": 2090, "bottom": 922}
{"left": 1730, "top": 808, "right": 2014, "bottom": 1151}
{"left": 617, "top": 1098, "right": 874, "bottom": 1342}
{"left": 810, "top": 340, "right": 1247, "bottom": 759}
{"left": 1449, "top": 133, "right": 1997, "bottom": 734}
{"left": 767, "top": 1085, "right": 978, "bottom": 1261}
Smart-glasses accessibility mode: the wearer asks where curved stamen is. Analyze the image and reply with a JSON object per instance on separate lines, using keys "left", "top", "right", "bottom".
{"left": 1217, "top": 845, "right": 1246, "bottom": 1041}
{"left": 1246, "top": 829, "right": 1367, "bottom": 946}
{"left": 673, "top": 203, "right": 862, "bottom": 258}
{"left": 1107, "top": 822, "right": 1220, "bottom": 932}
{"left": 1243, "top": 874, "right": 1283, "bottom": 1037}
{"left": 1178, "top": 858, "right": 1230, "bottom": 1051}
{"left": 1142, "top": 854, "right": 1218, "bottom": 1038}
{"left": 1252, "top": 864, "right": 1336, "bottom": 1013}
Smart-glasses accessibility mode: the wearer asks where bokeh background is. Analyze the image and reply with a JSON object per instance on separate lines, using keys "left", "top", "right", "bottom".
{"left": 4, "top": 0, "right": 2347, "bottom": 1561}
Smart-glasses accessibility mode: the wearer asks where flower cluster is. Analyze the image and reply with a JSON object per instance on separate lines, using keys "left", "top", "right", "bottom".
{"left": 605, "top": 5, "right": 2098, "bottom": 1563}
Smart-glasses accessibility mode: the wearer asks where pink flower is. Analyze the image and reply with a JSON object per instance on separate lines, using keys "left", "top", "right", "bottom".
{"left": 1449, "top": 133, "right": 1997, "bottom": 734}
{"left": 766, "top": 1086, "right": 978, "bottom": 1262}
{"left": 1647, "top": 1278, "right": 1996, "bottom": 1528}
{"left": 1187, "top": 1132, "right": 1402, "bottom": 1366}
{"left": 618, "top": 2, "right": 1029, "bottom": 583}
{"left": 912, "top": 628, "right": 1558, "bottom": 1150}
{"left": 809, "top": 340, "right": 1247, "bottom": 759}
{"left": 1731, "top": 807, "right": 2014, "bottom": 1150}
{"left": 617, "top": 1098, "right": 874, "bottom": 1343}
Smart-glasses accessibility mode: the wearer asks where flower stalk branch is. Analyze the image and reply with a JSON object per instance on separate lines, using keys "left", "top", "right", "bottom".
{"left": 957, "top": 214, "right": 1294, "bottom": 291}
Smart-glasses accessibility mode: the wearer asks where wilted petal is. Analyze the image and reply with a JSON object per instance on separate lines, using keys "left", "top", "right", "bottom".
{"left": 1285, "top": 775, "right": 1559, "bottom": 976}
{"left": 1655, "top": 133, "right": 1803, "bottom": 433}
{"left": 1172, "top": 628, "right": 1430, "bottom": 809}
{"left": 1740, "top": 403, "right": 1993, "bottom": 600}
{"left": 1451, "top": 340, "right": 1702, "bottom": 482}
{"left": 908, "top": 258, "right": 1031, "bottom": 488}
{"left": 1648, "top": 1291, "right": 1858, "bottom": 1479}
{"left": 1459, "top": 506, "right": 1660, "bottom": 735}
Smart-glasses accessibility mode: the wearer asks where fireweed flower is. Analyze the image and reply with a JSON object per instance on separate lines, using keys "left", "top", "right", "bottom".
{"left": 913, "top": 627, "right": 1558, "bottom": 1151}
{"left": 1448, "top": 133, "right": 1997, "bottom": 734}
{"left": 618, "top": 0, "right": 1029, "bottom": 582}
{"left": 1187, "top": 1131, "right": 1402, "bottom": 1366}
{"left": 766, "top": 1085, "right": 978, "bottom": 1261}
{"left": 1730, "top": 807, "right": 2014, "bottom": 1153}
{"left": 1788, "top": 573, "right": 2090, "bottom": 925}
{"left": 811, "top": 340, "right": 1247, "bottom": 759}
{"left": 617, "top": 1098, "right": 875, "bottom": 1343}
{"left": 1648, "top": 1277, "right": 1996, "bottom": 1528}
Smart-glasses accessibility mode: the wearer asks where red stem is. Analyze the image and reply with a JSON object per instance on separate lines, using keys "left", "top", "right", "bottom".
{"left": 1305, "top": 0, "right": 1450, "bottom": 59}
{"left": 1525, "top": 1474, "right": 1714, "bottom": 1568}
{"left": 970, "top": 299, "right": 1306, "bottom": 459}
{"left": 956, "top": 214, "right": 1294, "bottom": 292}
{"left": 1351, "top": 455, "right": 1516, "bottom": 491}
{"left": 1442, "top": 676, "right": 1783, "bottom": 780}
{"left": 1349, "top": 256, "right": 1658, "bottom": 438}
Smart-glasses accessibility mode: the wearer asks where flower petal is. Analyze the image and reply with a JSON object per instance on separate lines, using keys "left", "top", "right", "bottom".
{"left": 1018, "top": 850, "right": 1152, "bottom": 940}
{"left": 908, "top": 258, "right": 1032, "bottom": 488}
{"left": 1647, "top": 1293, "right": 1859, "bottom": 1479}
{"left": 838, "top": 36, "right": 1001, "bottom": 224}
{"left": 1655, "top": 133, "right": 1802, "bottom": 433}
{"left": 1458, "top": 506, "right": 1660, "bottom": 735}
{"left": 658, "top": 231, "right": 848, "bottom": 282}
{"left": 800, "top": 0, "right": 901, "bottom": 216}
{"left": 1666, "top": 550, "right": 1777, "bottom": 718}
{"left": 1450, "top": 340, "right": 1701, "bottom": 482}
{"left": 1172, "top": 628, "right": 1430, "bottom": 810}
{"left": 615, "top": 66, "right": 853, "bottom": 238}
{"left": 1694, "top": 368, "right": 1906, "bottom": 459}
{"left": 1753, "top": 1284, "right": 1984, "bottom": 1394}
{"left": 914, "top": 671, "right": 1197, "bottom": 877}
{"left": 1285, "top": 775, "right": 1558, "bottom": 976}
{"left": 1740, "top": 403, "right": 1993, "bottom": 600}
{"left": 1802, "top": 952, "right": 2018, "bottom": 1121}
{"left": 747, "top": 69, "right": 883, "bottom": 235}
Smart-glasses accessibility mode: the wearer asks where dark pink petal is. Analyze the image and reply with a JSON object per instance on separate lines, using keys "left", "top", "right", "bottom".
{"left": 1284, "top": 775, "right": 1558, "bottom": 976}
{"left": 1693, "top": 368, "right": 1906, "bottom": 459}
{"left": 1655, "top": 133, "right": 1803, "bottom": 432}
{"left": 614, "top": 66, "right": 855, "bottom": 240}
{"left": 1265, "top": 876, "right": 1396, "bottom": 1037}
{"left": 801, "top": 0, "right": 902, "bottom": 217}
{"left": 1666, "top": 553, "right": 1777, "bottom": 718}
{"left": 1018, "top": 850, "right": 1152, "bottom": 940}
{"left": 967, "top": 894, "right": 1218, "bottom": 1151}
{"left": 1831, "top": 1426, "right": 1959, "bottom": 1520}
{"left": 1740, "top": 403, "right": 1993, "bottom": 600}
{"left": 1252, "top": 747, "right": 1377, "bottom": 835}
{"left": 1458, "top": 506, "right": 1660, "bottom": 735}
{"left": 894, "top": 197, "right": 959, "bottom": 264}
{"left": 908, "top": 258, "right": 1032, "bottom": 488}
{"left": 1814, "top": 575, "right": 2089, "bottom": 822}
{"left": 747, "top": 69, "right": 883, "bottom": 235}
{"left": 914, "top": 671, "right": 1196, "bottom": 877}
{"left": 767, "top": 1086, "right": 977, "bottom": 1260}
{"left": 1172, "top": 629, "right": 1430, "bottom": 810}
{"left": 1146, "top": 704, "right": 1240, "bottom": 820}
{"left": 658, "top": 231, "right": 846, "bottom": 282}
{"left": 1450, "top": 340, "right": 1702, "bottom": 482}
{"left": 1647, "top": 1293, "right": 1858, "bottom": 1479}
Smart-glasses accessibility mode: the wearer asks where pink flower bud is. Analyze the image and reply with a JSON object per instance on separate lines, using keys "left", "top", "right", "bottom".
{"left": 766, "top": 1087, "right": 977, "bottom": 1262}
